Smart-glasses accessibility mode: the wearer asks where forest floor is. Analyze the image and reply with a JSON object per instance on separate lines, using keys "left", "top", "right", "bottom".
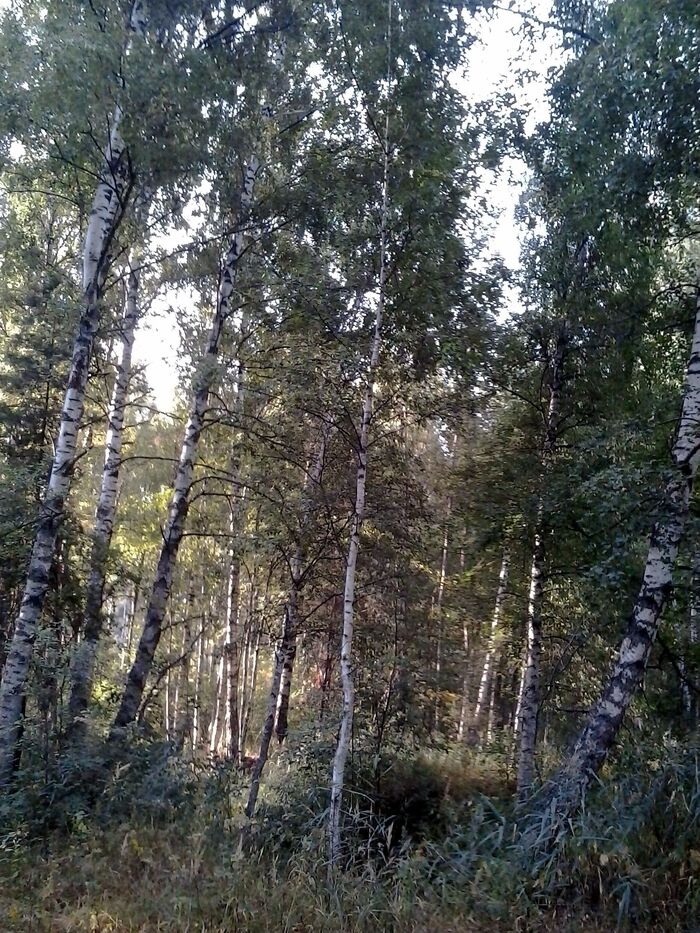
{"left": 0, "top": 741, "right": 697, "bottom": 931}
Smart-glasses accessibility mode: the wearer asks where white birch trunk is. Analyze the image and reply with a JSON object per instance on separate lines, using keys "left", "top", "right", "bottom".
{"left": 111, "top": 157, "right": 259, "bottom": 733}
{"left": 273, "top": 546, "right": 302, "bottom": 743}
{"left": 224, "top": 365, "right": 247, "bottom": 761}
{"left": 241, "top": 635, "right": 261, "bottom": 753}
{"left": 176, "top": 589, "right": 195, "bottom": 751}
{"left": 538, "top": 290, "right": 700, "bottom": 822}
{"left": 516, "top": 506, "right": 545, "bottom": 796}
{"left": 0, "top": 2, "right": 146, "bottom": 782}
{"left": 433, "top": 513, "right": 450, "bottom": 732}
{"left": 209, "top": 652, "right": 226, "bottom": 755}
{"left": 473, "top": 547, "right": 510, "bottom": 729}
{"left": 328, "top": 9, "right": 392, "bottom": 852}
{"left": 457, "top": 618, "right": 471, "bottom": 741}
{"left": 244, "top": 614, "right": 289, "bottom": 817}
{"left": 680, "top": 550, "right": 700, "bottom": 720}
{"left": 225, "top": 535, "right": 243, "bottom": 761}
{"left": 66, "top": 256, "right": 141, "bottom": 735}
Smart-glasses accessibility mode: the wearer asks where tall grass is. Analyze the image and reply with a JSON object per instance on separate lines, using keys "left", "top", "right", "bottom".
{"left": 1, "top": 736, "right": 698, "bottom": 931}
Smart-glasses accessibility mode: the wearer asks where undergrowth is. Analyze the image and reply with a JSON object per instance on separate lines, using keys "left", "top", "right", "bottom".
{"left": 1, "top": 736, "right": 699, "bottom": 931}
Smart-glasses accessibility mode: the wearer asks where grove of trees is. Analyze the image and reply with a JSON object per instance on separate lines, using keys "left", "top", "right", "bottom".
{"left": 1, "top": 0, "right": 700, "bottom": 929}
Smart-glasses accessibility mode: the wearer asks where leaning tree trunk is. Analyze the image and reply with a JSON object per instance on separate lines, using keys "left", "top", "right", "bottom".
{"left": 473, "top": 546, "right": 510, "bottom": 731}
{"left": 111, "top": 157, "right": 260, "bottom": 733}
{"left": 66, "top": 254, "right": 142, "bottom": 737}
{"left": 328, "top": 38, "right": 392, "bottom": 856}
{"left": 274, "top": 425, "right": 330, "bottom": 743}
{"left": 272, "top": 550, "right": 301, "bottom": 744}
{"left": 245, "top": 425, "right": 329, "bottom": 817}
{"left": 534, "top": 288, "right": 700, "bottom": 830}
{"left": 0, "top": 1, "right": 147, "bottom": 783}
{"left": 516, "top": 327, "right": 568, "bottom": 802}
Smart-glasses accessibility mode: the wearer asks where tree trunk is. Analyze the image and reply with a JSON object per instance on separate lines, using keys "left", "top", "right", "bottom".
{"left": 433, "top": 507, "right": 450, "bottom": 733}
{"left": 328, "top": 29, "right": 392, "bottom": 854}
{"left": 516, "top": 506, "right": 545, "bottom": 796}
{"left": 457, "top": 547, "right": 472, "bottom": 741}
{"left": 680, "top": 549, "right": 700, "bottom": 723}
{"left": 240, "top": 619, "right": 262, "bottom": 754}
{"left": 66, "top": 255, "right": 141, "bottom": 737}
{"left": 192, "top": 623, "right": 206, "bottom": 750}
{"left": 536, "top": 290, "right": 700, "bottom": 826}
{"left": 244, "top": 619, "right": 288, "bottom": 817}
{"left": 176, "top": 588, "right": 195, "bottom": 750}
{"left": 516, "top": 327, "right": 567, "bottom": 801}
{"left": 111, "top": 157, "right": 259, "bottom": 734}
{"left": 225, "top": 367, "right": 247, "bottom": 762}
{"left": 245, "top": 423, "right": 332, "bottom": 817}
{"left": 274, "top": 426, "right": 330, "bottom": 744}
{"left": 458, "top": 618, "right": 471, "bottom": 741}
{"left": 0, "top": 2, "right": 146, "bottom": 782}
{"left": 225, "top": 541, "right": 243, "bottom": 761}
{"left": 272, "top": 546, "right": 304, "bottom": 749}
{"left": 473, "top": 546, "right": 510, "bottom": 731}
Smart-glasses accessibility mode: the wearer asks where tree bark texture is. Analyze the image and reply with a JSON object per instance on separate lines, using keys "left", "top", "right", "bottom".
{"left": 225, "top": 365, "right": 247, "bottom": 761}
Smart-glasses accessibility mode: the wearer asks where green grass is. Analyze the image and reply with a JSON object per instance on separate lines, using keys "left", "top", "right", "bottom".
{"left": 1, "top": 738, "right": 699, "bottom": 931}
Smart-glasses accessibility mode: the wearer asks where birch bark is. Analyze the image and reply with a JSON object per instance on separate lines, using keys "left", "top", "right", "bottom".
{"left": 209, "top": 652, "right": 225, "bottom": 755}
{"left": 240, "top": 628, "right": 261, "bottom": 752}
{"left": 537, "top": 288, "right": 700, "bottom": 824}
{"left": 0, "top": 2, "right": 147, "bottom": 782}
{"left": 328, "top": 0, "right": 392, "bottom": 858}
{"left": 274, "top": 426, "right": 330, "bottom": 743}
{"left": 689, "top": 552, "right": 700, "bottom": 724}
{"left": 111, "top": 157, "right": 260, "bottom": 733}
{"left": 473, "top": 547, "right": 510, "bottom": 730}
{"left": 175, "top": 588, "right": 195, "bottom": 750}
{"left": 66, "top": 253, "right": 142, "bottom": 736}
{"left": 225, "top": 539, "right": 243, "bottom": 761}
{"left": 225, "top": 365, "right": 247, "bottom": 762}
{"left": 433, "top": 505, "right": 450, "bottom": 732}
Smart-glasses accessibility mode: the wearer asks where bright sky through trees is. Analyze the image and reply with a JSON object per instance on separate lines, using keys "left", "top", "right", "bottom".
{"left": 131, "top": 0, "right": 559, "bottom": 411}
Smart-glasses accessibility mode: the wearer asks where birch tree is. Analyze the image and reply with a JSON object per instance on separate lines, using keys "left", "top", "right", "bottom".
{"left": 534, "top": 281, "right": 700, "bottom": 823}
{"left": 327, "top": 8, "right": 393, "bottom": 863}
{"left": 246, "top": 422, "right": 329, "bottom": 817}
{"left": 473, "top": 545, "right": 509, "bottom": 731}
{"left": 66, "top": 243, "right": 145, "bottom": 737}
{"left": 0, "top": 0, "right": 148, "bottom": 783}
{"left": 111, "top": 156, "right": 260, "bottom": 732}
